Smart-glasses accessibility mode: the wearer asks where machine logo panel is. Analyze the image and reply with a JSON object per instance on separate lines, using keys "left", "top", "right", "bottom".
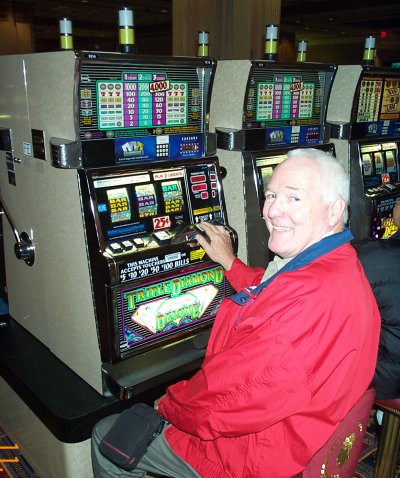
{"left": 117, "top": 264, "right": 234, "bottom": 357}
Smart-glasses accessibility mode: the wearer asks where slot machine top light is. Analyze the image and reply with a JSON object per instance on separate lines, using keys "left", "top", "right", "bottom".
{"left": 264, "top": 24, "right": 279, "bottom": 62}
{"left": 59, "top": 17, "right": 73, "bottom": 50}
{"left": 119, "top": 7, "right": 136, "bottom": 54}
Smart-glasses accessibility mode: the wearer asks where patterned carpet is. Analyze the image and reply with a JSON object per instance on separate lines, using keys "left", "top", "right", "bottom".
{"left": 0, "top": 427, "right": 38, "bottom": 478}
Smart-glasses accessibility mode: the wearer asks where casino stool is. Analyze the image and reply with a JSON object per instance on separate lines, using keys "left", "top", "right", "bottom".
{"left": 295, "top": 388, "right": 375, "bottom": 478}
{"left": 374, "top": 398, "right": 400, "bottom": 478}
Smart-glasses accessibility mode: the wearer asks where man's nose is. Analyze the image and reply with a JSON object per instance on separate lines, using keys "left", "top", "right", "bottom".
{"left": 265, "top": 197, "right": 284, "bottom": 218}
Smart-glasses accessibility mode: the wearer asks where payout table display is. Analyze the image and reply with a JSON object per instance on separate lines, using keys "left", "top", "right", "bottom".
{"left": 353, "top": 74, "right": 400, "bottom": 125}
{"left": 241, "top": 65, "right": 334, "bottom": 148}
{"left": 77, "top": 55, "right": 214, "bottom": 167}
{"left": 96, "top": 73, "right": 188, "bottom": 130}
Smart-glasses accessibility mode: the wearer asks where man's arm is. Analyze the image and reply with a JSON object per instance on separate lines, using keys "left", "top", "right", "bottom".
{"left": 196, "top": 222, "right": 265, "bottom": 289}
{"left": 157, "top": 319, "right": 311, "bottom": 440}
{"left": 224, "top": 258, "right": 264, "bottom": 290}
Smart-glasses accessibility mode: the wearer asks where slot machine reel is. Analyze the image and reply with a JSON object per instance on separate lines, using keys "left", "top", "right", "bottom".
{"left": 0, "top": 193, "right": 35, "bottom": 266}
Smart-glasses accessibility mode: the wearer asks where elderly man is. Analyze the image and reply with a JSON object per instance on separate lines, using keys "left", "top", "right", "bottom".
{"left": 92, "top": 148, "right": 380, "bottom": 478}
{"left": 353, "top": 201, "right": 400, "bottom": 400}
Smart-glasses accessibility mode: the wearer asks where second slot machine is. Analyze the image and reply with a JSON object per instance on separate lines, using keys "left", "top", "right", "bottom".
{"left": 327, "top": 65, "right": 400, "bottom": 239}
{"left": 209, "top": 60, "right": 336, "bottom": 268}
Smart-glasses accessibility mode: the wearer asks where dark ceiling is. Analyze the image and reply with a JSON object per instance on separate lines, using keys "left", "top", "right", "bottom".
{"left": 5, "top": 0, "right": 400, "bottom": 55}
{"left": 281, "top": 0, "right": 400, "bottom": 38}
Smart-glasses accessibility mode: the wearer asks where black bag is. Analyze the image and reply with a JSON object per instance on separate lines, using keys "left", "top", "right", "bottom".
{"left": 99, "top": 403, "right": 166, "bottom": 471}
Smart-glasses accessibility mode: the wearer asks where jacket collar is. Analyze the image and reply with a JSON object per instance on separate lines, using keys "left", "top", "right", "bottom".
{"left": 230, "top": 228, "right": 353, "bottom": 306}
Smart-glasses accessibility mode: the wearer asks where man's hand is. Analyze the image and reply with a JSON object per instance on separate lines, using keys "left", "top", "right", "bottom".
{"left": 196, "top": 222, "right": 235, "bottom": 271}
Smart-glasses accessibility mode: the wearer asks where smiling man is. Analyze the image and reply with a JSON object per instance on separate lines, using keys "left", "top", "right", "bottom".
{"left": 92, "top": 148, "right": 380, "bottom": 478}
{"left": 263, "top": 151, "right": 347, "bottom": 259}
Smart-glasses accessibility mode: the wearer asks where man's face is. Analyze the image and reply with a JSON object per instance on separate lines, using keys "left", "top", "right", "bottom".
{"left": 262, "top": 157, "right": 332, "bottom": 258}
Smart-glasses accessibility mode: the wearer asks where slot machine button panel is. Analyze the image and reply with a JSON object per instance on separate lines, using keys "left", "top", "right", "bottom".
{"left": 152, "top": 230, "right": 172, "bottom": 245}
{"left": 109, "top": 242, "right": 123, "bottom": 254}
{"left": 383, "top": 183, "right": 396, "bottom": 191}
{"left": 121, "top": 240, "right": 134, "bottom": 251}
{"left": 132, "top": 238, "right": 145, "bottom": 249}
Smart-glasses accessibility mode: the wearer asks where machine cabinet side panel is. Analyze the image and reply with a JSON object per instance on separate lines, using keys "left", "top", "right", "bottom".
{"left": 330, "top": 139, "right": 350, "bottom": 174}
{"left": 242, "top": 152, "right": 269, "bottom": 269}
{"left": 0, "top": 54, "right": 51, "bottom": 345}
{"left": 0, "top": 55, "right": 31, "bottom": 158}
{"left": 24, "top": 52, "right": 77, "bottom": 154}
{"left": 3, "top": 164, "right": 102, "bottom": 392}
{"left": 209, "top": 60, "right": 251, "bottom": 132}
{"left": 326, "top": 65, "right": 362, "bottom": 125}
{"left": 217, "top": 149, "right": 247, "bottom": 263}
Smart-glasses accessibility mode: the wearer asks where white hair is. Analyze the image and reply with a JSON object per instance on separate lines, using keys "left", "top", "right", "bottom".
{"left": 285, "top": 148, "right": 350, "bottom": 223}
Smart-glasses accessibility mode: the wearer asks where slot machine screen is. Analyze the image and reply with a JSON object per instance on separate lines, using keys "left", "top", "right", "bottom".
{"left": 91, "top": 161, "right": 224, "bottom": 248}
{"left": 359, "top": 142, "right": 400, "bottom": 239}
{"left": 243, "top": 65, "right": 334, "bottom": 147}
{"left": 349, "top": 71, "right": 400, "bottom": 139}
{"left": 94, "top": 171, "right": 189, "bottom": 243}
{"left": 360, "top": 142, "right": 399, "bottom": 190}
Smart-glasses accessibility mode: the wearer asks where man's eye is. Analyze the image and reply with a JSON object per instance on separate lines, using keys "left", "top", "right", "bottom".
{"left": 290, "top": 196, "right": 300, "bottom": 202}
{"left": 265, "top": 193, "right": 275, "bottom": 201}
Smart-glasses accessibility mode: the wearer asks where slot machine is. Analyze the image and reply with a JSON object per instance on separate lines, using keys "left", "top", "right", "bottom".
{"left": 327, "top": 65, "right": 400, "bottom": 239}
{"left": 209, "top": 60, "right": 336, "bottom": 268}
{"left": 0, "top": 50, "right": 236, "bottom": 478}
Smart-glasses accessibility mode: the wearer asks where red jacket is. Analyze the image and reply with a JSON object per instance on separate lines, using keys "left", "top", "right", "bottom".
{"left": 158, "top": 236, "right": 380, "bottom": 478}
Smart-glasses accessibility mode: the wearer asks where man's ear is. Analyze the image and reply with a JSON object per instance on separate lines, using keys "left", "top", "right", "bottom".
{"left": 328, "top": 197, "right": 346, "bottom": 227}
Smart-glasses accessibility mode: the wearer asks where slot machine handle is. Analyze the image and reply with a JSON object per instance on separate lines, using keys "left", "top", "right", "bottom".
{"left": 0, "top": 193, "right": 35, "bottom": 266}
{"left": 224, "top": 224, "right": 238, "bottom": 256}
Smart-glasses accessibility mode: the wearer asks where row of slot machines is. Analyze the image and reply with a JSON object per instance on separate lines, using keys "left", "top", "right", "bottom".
{"left": 210, "top": 61, "right": 400, "bottom": 269}
{"left": 0, "top": 44, "right": 400, "bottom": 478}
{"left": 0, "top": 48, "right": 399, "bottom": 478}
